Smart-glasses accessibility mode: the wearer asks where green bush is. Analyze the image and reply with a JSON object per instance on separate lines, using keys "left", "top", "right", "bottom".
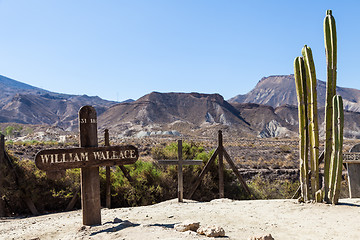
{"left": 151, "top": 141, "right": 205, "bottom": 160}
{"left": 1, "top": 141, "right": 300, "bottom": 215}
{"left": 1, "top": 157, "right": 80, "bottom": 215}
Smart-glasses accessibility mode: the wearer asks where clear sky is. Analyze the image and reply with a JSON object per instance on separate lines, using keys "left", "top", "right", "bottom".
{"left": 0, "top": 1, "right": 358, "bottom": 102}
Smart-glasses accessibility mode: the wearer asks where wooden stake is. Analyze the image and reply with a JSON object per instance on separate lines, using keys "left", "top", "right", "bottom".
{"left": 104, "top": 129, "right": 111, "bottom": 209}
{"left": 223, "top": 150, "right": 253, "bottom": 198}
{"left": 177, "top": 140, "right": 184, "bottom": 202}
{"left": 218, "top": 130, "right": 224, "bottom": 198}
{"left": 187, "top": 148, "right": 219, "bottom": 199}
{"left": 188, "top": 130, "right": 253, "bottom": 200}
{"left": 79, "top": 106, "right": 101, "bottom": 226}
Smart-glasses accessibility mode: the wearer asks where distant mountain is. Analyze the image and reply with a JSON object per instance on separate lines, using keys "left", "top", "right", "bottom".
{"left": 231, "top": 102, "right": 360, "bottom": 139}
{"left": 97, "top": 90, "right": 360, "bottom": 139}
{"left": 229, "top": 75, "right": 360, "bottom": 112}
{"left": 0, "top": 75, "right": 116, "bottom": 130}
{"left": 3, "top": 74, "right": 360, "bottom": 139}
{"left": 98, "top": 92, "right": 254, "bottom": 138}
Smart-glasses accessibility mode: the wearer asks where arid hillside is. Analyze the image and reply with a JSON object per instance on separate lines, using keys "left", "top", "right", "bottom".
{"left": 229, "top": 75, "right": 360, "bottom": 112}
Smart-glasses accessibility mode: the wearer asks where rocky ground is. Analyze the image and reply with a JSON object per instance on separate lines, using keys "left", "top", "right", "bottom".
{"left": 2, "top": 132, "right": 360, "bottom": 239}
{"left": 1, "top": 198, "right": 360, "bottom": 240}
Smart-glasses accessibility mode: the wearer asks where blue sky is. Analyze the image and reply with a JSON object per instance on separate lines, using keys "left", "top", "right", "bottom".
{"left": 0, "top": 1, "right": 358, "bottom": 102}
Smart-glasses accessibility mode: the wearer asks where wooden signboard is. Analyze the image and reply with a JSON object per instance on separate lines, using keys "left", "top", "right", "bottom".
{"left": 35, "top": 145, "right": 138, "bottom": 171}
{"left": 34, "top": 106, "right": 139, "bottom": 226}
{"left": 343, "top": 144, "right": 360, "bottom": 198}
{"left": 343, "top": 152, "right": 360, "bottom": 164}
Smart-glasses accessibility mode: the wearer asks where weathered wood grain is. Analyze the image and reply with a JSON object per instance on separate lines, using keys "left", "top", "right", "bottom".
{"left": 79, "top": 105, "right": 101, "bottom": 226}
{"left": 35, "top": 145, "right": 139, "bottom": 171}
{"left": 346, "top": 144, "right": 360, "bottom": 198}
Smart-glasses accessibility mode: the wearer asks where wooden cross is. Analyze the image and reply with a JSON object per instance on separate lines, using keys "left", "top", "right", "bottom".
{"left": 34, "top": 106, "right": 139, "bottom": 226}
{"left": 157, "top": 140, "right": 202, "bottom": 202}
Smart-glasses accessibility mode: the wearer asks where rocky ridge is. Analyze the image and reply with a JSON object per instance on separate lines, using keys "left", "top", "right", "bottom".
{"left": 2, "top": 74, "right": 360, "bottom": 140}
{"left": 229, "top": 75, "right": 360, "bottom": 112}
{"left": 0, "top": 75, "right": 116, "bottom": 130}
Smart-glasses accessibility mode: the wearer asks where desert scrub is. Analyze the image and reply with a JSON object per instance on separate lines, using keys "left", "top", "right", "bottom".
{"left": 151, "top": 141, "right": 205, "bottom": 160}
{"left": 279, "top": 145, "right": 292, "bottom": 153}
{"left": 100, "top": 160, "right": 166, "bottom": 207}
{"left": 3, "top": 139, "right": 298, "bottom": 214}
{"left": 1, "top": 153, "right": 81, "bottom": 215}
{"left": 249, "top": 175, "right": 299, "bottom": 199}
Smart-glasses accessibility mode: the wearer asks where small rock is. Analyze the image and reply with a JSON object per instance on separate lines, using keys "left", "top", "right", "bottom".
{"left": 197, "top": 225, "right": 225, "bottom": 237}
{"left": 248, "top": 233, "right": 274, "bottom": 240}
{"left": 114, "top": 217, "right": 122, "bottom": 223}
{"left": 174, "top": 221, "right": 200, "bottom": 232}
{"left": 77, "top": 226, "right": 90, "bottom": 232}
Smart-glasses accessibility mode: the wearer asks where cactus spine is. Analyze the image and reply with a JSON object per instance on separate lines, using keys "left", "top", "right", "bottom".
{"left": 323, "top": 9, "right": 337, "bottom": 202}
{"left": 294, "top": 56, "right": 310, "bottom": 201}
{"left": 302, "top": 45, "right": 320, "bottom": 197}
{"left": 328, "top": 95, "right": 344, "bottom": 204}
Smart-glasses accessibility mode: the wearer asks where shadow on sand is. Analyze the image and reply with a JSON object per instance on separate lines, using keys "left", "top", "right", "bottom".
{"left": 337, "top": 202, "right": 360, "bottom": 207}
{"left": 90, "top": 219, "right": 139, "bottom": 236}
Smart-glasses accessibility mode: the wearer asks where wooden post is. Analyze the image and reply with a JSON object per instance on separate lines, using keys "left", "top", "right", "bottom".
{"left": 104, "top": 129, "right": 111, "bottom": 209}
{"left": 34, "top": 105, "right": 138, "bottom": 224}
{"left": 178, "top": 140, "right": 184, "bottom": 202}
{"left": 218, "top": 130, "right": 224, "bottom": 198}
{"left": 79, "top": 106, "right": 101, "bottom": 226}
{"left": 188, "top": 130, "right": 253, "bottom": 200}
{"left": 223, "top": 150, "right": 253, "bottom": 198}
{"left": 0, "top": 134, "right": 5, "bottom": 216}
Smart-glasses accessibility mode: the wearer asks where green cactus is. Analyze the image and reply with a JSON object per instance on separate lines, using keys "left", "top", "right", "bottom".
{"left": 294, "top": 56, "right": 310, "bottom": 201}
{"left": 323, "top": 9, "right": 337, "bottom": 202}
{"left": 328, "top": 95, "right": 344, "bottom": 204}
{"left": 294, "top": 10, "right": 343, "bottom": 204}
{"left": 302, "top": 45, "right": 320, "bottom": 198}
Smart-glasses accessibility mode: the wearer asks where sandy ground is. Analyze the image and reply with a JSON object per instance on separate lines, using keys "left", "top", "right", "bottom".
{"left": 1, "top": 198, "right": 360, "bottom": 240}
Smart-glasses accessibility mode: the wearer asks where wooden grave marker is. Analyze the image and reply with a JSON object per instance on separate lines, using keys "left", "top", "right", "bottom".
{"left": 157, "top": 140, "right": 203, "bottom": 202}
{"left": 35, "top": 106, "right": 139, "bottom": 225}
{"left": 188, "top": 130, "right": 253, "bottom": 199}
{"left": 343, "top": 144, "right": 360, "bottom": 198}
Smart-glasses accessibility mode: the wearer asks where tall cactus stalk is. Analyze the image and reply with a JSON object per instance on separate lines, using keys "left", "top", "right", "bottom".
{"left": 294, "top": 9, "right": 342, "bottom": 204}
{"left": 323, "top": 9, "right": 337, "bottom": 202}
{"left": 328, "top": 95, "right": 344, "bottom": 204}
{"left": 294, "top": 56, "right": 310, "bottom": 201}
{"left": 302, "top": 45, "right": 320, "bottom": 197}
